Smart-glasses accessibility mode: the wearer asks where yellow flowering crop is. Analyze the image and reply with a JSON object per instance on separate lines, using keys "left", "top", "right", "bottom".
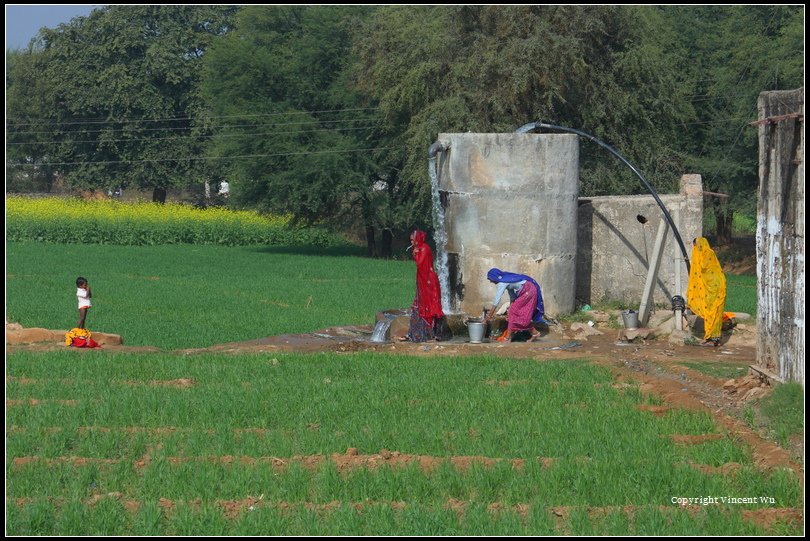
{"left": 7, "top": 196, "right": 289, "bottom": 228}
{"left": 7, "top": 196, "right": 344, "bottom": 247}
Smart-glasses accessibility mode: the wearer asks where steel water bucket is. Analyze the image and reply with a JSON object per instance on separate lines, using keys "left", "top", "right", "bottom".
{"left": 465, "top": 320, "right": 487, "bottom": 343}
{"left": 621, "top": 310, "right": 639, "bottom": 330}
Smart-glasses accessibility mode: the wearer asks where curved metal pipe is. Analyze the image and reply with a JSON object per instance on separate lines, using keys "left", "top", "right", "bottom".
{"left": 517, "top": 121, "right": 690, "bottom": 273}
{"left": 428, "top": 141, "right": 446, "bottom": 159}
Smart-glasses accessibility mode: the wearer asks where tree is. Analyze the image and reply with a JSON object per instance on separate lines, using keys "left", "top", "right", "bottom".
{"left": 200, "top": 6, "right": 387, "bottom": 247}
{"left": 5, "top": 6, "right": 237, "bottom": 202}
{"left": 663, "top": 6, "right": 804, "bottom": 243}
{"left": 6, "top": 49, "right": 59, "bottom": 192}
{"left": 351, "top": 6, "right": 695, "bottom": 231}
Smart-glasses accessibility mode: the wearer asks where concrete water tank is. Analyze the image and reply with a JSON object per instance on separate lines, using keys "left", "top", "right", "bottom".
{"left": 435, "top": 133, "right": 579, "bottom": 317}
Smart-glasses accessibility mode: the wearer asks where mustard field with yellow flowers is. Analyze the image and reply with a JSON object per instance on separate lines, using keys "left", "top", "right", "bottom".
{"left": 7, "top": 196, "right": 345, "bottom": 247}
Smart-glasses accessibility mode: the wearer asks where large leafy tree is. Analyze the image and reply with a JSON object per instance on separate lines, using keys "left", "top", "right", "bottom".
{"left": 663, "top": 6, "right": 803, "bottom": 243}
{"left": 200, "top": 7, "right": 381, "bottom": 237}
{"left": 6, "top": 48, "right": 58, "bottom": 192}
{"left": 6, "top": 5, "right": 237, "bottom": 201}
{"left": 351, "top": 6, "right": 695, "bottom": 229}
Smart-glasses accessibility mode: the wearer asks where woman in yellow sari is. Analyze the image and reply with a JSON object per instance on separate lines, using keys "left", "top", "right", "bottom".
{"left": 686, "top": 237, "right": 726, "bottom": 346}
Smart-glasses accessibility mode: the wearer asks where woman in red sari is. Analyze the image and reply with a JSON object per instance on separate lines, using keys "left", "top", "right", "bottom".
{"left": 400, "top": 230, "right": 445, "bottom": 342}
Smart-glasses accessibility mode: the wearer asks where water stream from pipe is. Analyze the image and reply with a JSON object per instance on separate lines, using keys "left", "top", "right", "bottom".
{"left": 370, "top": 318, "right": 393, "bottom": 343}
{"left": 429, "top": 156, "right": 451, "bottom": 314}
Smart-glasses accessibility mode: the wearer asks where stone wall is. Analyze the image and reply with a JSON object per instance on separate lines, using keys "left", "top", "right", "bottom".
{"left": 576, "top": 174, "right": 703, "bottom": 308}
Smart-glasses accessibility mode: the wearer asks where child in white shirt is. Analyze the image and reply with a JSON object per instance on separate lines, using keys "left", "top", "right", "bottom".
{"left": 76, "top": 276, "right": 92, "bottom": 329}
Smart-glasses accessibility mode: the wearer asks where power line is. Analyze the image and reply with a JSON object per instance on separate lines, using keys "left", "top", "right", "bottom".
{"left": 7, "top": 125, "right": 380, "bottom": 146}
{"left": 678, "top": 117, "right": 754, "bottom": 126}
{"left": 11, "top": 145, "right": 402, "bottom": 167}
{"left": 5, "top": 106, "right": 381, "bottom": 128}
{"left": 703, "top": 103, "right": 759, "bottom": 188}
{"left": 8, "top": 117, "right": 380, "bottom": 136}
{"left": 687, "top": 93, "right": 758, "bottom": 103}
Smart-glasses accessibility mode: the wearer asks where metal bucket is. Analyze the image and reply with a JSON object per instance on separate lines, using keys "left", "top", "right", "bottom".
{"left": 621, "top": 310, "right": 639, "bottom": 330}
{"left": 465, "top": 319, "right": 487, "bottom": 343}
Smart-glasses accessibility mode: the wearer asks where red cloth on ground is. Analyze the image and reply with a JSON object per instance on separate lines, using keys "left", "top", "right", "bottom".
{"left": 507, "top": 282, "right": 538, "bottom": 332}
{"left": 411, "top": 230, "right": 444, "bottom": 327}
{"left": 71, "top": 337, "right": 100, "bottom": 348}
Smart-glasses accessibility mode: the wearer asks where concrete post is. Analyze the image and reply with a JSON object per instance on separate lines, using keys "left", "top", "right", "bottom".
{"left": 674, "top": 208, "right": 683, "bottom": 331}
{"left": 756, "top": 88, "right": 804, "bottom": 385}
{"left": 638, "top": 218, "right": 669, "bottom": 327}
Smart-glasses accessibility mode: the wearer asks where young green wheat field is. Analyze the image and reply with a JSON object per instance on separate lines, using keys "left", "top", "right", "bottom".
{"left": 6, "top": 242, "right": 801, "bottom": 535}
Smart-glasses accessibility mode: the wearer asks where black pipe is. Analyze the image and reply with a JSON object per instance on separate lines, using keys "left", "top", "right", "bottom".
{"left": 428, "top": 141, "right": 446, "bottom": 158}
{"left": 516, "top": 121, "right": 691, "bottom": 273}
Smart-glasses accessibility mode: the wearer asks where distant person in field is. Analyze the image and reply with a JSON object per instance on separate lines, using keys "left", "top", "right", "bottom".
{"left": 76, "top": 277, "right": 92, "bottom": 329}
{"left": 484, "top": 268, "right": 544, "bottom": 342}
{"left": 399, "top": 230, "right": 445, "bottom": 342}
{"left": 218, "top": 180, "right": 230, "bottom": 198}
{"left": 687, "top": 237, "right": 726, "bottom": 347}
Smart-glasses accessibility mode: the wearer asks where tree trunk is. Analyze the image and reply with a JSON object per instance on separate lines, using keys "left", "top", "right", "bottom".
{"left": 381, "top": 229, "right": 393, "bottom": 259}
{"left": 152, "top": 187, "right": 167, "bottom": 204}
{"left": 366, "top": 226, "right": 376, "bottom": 258}
{"left": 713, "top": 203, "right": 733, "bottom": 246}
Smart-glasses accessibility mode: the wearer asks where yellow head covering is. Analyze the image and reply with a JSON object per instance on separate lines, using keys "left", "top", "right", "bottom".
{"left": 686, "top": 237, "right": 726, "bottom": 340}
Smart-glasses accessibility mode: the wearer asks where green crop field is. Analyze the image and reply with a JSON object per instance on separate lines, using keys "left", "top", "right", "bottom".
{"left": 7, "top": 242, "right": 413, "bottom": 349}
{"left": 7, "top": 352, "right": 802, "bottom": 535}
{"left": 4, "top": 238, "right": 794, "bottom": 535}
{"left": 7, "top": 242, "right": 759, "bottom": 349}
{"left": 679, "top": 361, "right": 750, "bottom": 381}
{"left": 725, "top": 275, "right": 757, "bottom": 317}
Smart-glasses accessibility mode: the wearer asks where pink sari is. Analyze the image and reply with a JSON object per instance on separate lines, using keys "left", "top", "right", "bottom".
{"left": 507, "top": 283, "right": 538, "bottom": 332}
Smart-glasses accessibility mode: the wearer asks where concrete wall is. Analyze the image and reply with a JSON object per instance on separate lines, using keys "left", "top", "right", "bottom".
{"left": 576, "top": 174, "right": 703, "bottom": 307}
{"left": 436, "top": 133, "right": 579, "bottom": 317}
{"left": 755, "top": 88, "right": 804, "bottom": 386}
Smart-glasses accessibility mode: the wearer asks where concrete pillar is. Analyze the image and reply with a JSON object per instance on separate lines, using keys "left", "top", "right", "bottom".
{"left": 756, "top": 88, "right": 804, "bottom": 386}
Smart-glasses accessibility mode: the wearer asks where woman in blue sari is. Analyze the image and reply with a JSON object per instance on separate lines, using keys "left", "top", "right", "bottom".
{"left": 484, "top": 268, "right": 545, "bottom": 342}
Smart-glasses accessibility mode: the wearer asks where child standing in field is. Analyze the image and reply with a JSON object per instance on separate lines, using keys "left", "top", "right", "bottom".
{"left": 76, "top": 277, "right": 92, "bottom": 329}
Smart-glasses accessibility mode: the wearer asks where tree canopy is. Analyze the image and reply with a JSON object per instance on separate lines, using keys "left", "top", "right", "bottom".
{"left": 6, "top": 5, "right": 804, "bottom": 243}
{"left": 350, "top": 6, "right": 698, "bottom": 227}
{"left": 199, "top": 6, "right": 378, "bottom": 225}
{"left": 662, "top": 6, "right": 804, "bottom": 242}
{"left": 6, "top": 5, "right": 237, "bottom": 201}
